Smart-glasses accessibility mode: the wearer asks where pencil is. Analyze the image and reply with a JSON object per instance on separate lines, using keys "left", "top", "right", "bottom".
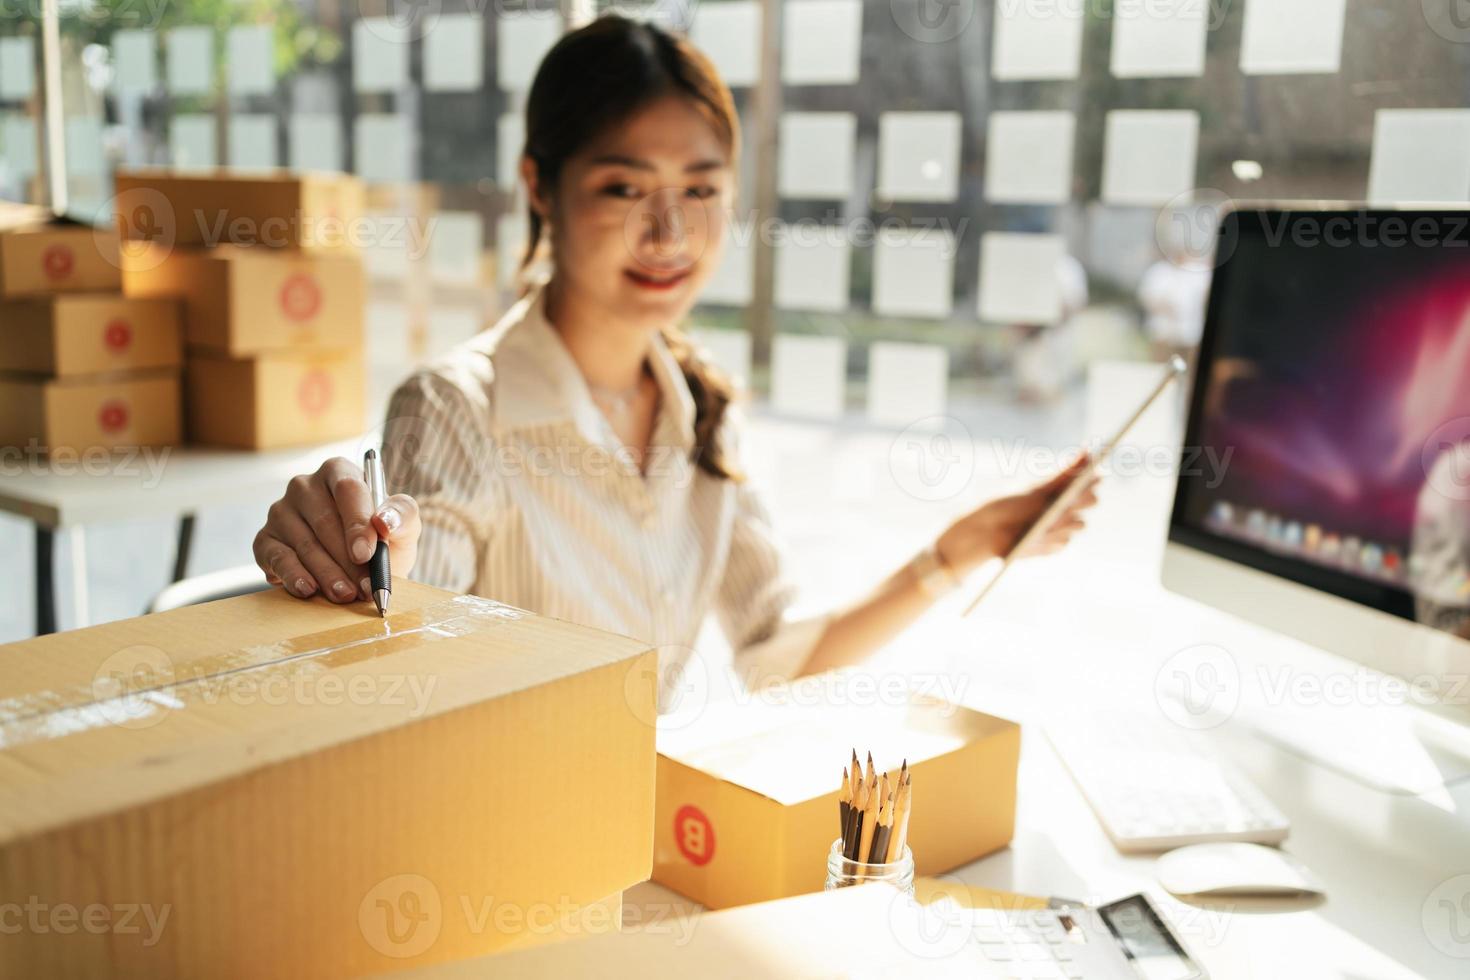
{"left": 886, "top": 772, "right": 910, "bottom": 862}
{"left": 869, "top": 791, "right": 893, "bottom": 866}
{"left": 856, "top": 774, "right": 879, "bottom": 871}
{"left": 844, "top": 754, "right": 864, "bottom": 856}
{"left": 839, "top": 766, "right": 851, "bottom": 847}
{"left": 846, "top": 769, "right": 869, "bottom": 861}
{"left": 893, "top": 770, "right": 913, "bottom": 859}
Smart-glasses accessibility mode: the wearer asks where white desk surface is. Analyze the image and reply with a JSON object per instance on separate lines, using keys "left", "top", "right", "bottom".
{"left": 9, "top": 367, "right": 1468, "bottom": 975}
{"left": 629, "top": 449, "right": 1470, "bottom": 979}
{"left": 0, "top": 438, "right": 363, "bottom": 528}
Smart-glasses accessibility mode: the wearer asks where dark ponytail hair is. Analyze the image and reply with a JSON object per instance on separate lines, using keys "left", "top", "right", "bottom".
{"left": 519, "top": 14, "right": 744, "bottom": 482}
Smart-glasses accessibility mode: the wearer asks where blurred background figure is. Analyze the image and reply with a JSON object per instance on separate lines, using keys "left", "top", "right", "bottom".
{"left": 1410, "top": 440, "right": 1470, "bottom": 641}
{"left": 1013, "top": 252, "right": 1089, "bottom": 404}
{"left": 1137, "top": 238, "right": 1211, "bottom": 366}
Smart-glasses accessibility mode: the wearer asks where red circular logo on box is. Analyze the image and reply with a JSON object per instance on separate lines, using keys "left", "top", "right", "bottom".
{"left": 42, "top": 244, "right": 75, "bottom": 281}
{"left": 279, "top": 273, "right": 322, "bottom": 322}
{"left": 104, "top": 318, "right": 133, "bottom": 353}
{"left": 298, "top": 369, "right": 333, "bottom": 417}
{"left": 673, "top": 805, "right": 715, "bottom": 866}
{"left": 98, "top": 399, "right": 129, "bottom": 434}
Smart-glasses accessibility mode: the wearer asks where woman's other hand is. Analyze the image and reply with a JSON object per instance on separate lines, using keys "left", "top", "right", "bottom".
{"left": 934, "top": 455, "right": 1098, "bottom": 576}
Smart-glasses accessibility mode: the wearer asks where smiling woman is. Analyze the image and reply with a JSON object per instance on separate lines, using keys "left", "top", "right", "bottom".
{"left": 251, "top": 13, "right": 1096, "bottom": 710}
{"left": 516, "top": 17, "right": 742, "bottom": 480}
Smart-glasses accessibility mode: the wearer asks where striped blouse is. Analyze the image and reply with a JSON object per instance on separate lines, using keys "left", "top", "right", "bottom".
{"left": 380, "top": 289, "right": 829, "bottom": 707}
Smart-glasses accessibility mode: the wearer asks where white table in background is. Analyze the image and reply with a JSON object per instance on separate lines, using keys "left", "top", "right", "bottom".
{"left": 0, "top": 439, "right": 360, "bottom": 635}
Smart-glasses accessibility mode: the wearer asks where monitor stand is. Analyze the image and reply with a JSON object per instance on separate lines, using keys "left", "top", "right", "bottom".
{"left": 1238, "top": 697, "right": 1470, "bottom": 796}
{"left": 1160, "top": 676, "right": 1470, "bottom": 795}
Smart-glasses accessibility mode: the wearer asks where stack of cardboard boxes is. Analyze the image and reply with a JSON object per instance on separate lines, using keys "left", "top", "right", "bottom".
{"left": 117, "top": 170, "right": 368, "bottom": 450}
{"left": 0, "top": 203, "right": 183, "bottom": 454}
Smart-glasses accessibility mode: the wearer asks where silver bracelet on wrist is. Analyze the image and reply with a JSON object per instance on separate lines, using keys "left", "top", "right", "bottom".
{"left": 912, "top": 544, "right": 961, "bottom": 598}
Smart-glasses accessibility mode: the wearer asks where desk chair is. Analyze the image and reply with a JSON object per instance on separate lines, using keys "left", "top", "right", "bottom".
{"left": 147, "top": 564, "right": 272, "bottom": 614}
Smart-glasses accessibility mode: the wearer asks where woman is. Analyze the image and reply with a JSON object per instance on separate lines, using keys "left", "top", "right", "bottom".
{"left": 252, "top": 15, "right": 1095, "bottom": 698}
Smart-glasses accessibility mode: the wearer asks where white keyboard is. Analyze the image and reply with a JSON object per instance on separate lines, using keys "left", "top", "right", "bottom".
{"left": 1046, "top": 716, "right": 1290, "bottom": 853}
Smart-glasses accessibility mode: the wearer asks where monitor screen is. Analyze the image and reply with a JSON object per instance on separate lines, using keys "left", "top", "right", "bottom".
{"left": 1171, "top": 209, "right": 1470, "bottom": 641}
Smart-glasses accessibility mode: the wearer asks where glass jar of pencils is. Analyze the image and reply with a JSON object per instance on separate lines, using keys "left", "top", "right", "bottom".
{"left": 823, "top": 839, "right": 915, "bottom": 894}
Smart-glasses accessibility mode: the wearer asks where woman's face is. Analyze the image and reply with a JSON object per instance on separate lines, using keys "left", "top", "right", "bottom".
{"left": 534, "top": 93, "right": 732, "bottom": 329}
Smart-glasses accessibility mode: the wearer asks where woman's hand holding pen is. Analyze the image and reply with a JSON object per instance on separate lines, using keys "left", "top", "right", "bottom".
{"left": 252, "top": 457, "right": 422, "bottom": 602}
{"left": 933, "top": 455, "right": 1099, "bottom": 578}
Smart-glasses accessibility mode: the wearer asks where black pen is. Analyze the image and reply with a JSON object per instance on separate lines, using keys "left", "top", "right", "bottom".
{"left": 363, "top": 448, "right": 391, "bottom": 617}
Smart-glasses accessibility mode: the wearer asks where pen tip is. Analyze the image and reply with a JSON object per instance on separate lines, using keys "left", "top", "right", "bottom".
{"left": 374, "top": 589, "right": 390, "bottom": 618}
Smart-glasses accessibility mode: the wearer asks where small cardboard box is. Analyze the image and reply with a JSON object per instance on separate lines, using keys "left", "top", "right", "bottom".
{"left": 652, "top": 696, "right": 1019, "bottom": 909}
{"left": 0, "top": 581, "right": 659, "bottom": 978}
{"left": 0, "top": 210, "right": 122, "bottom": 298}
{"left": 114, "top": 169, "right": 364, "bottom": 252}
{"left": 122, "top": 243, "right": 364, "bottom": 355}
{"left": 0, "top": 370, "right": 181, "bottom": 452}
{"left": 0, "top": 295, "right": 182, "bottom": 377}
{"left": 185, "top": 347, "right": 365, "bottom": 449}
{"left": 391, "top": 880, "right": 1006, "bottom": 978}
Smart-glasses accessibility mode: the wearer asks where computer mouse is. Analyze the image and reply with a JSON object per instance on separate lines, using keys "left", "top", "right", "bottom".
{"left": 1156, "top": 842, "right": 1324, "bottom": 898}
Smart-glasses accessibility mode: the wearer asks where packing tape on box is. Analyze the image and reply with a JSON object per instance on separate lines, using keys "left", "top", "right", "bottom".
{"left": 0, "top": 595, "right": 525, "bottom": 749}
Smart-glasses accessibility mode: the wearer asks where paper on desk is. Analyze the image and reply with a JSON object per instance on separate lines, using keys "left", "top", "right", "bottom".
{"left": 915, "top": 876, "right": 1050, "bottom": 912}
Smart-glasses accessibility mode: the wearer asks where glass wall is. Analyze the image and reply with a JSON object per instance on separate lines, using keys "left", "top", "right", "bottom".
{"left": 4, "top": 0, "right": 1469, "bottom": 421}
{"left": 0, "top": 10, "right": 42, "bottom": 205}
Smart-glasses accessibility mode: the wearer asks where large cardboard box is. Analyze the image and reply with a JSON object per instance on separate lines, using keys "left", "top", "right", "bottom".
{"left": 0, "top": 370, "right": 181, "bottom": 452}
{"left": 185, "top": 347, "right": 365, "bottom": 449}
{"left": 0, "top": 580, "right": 659, "bottom": 978}
{"left": 390, "top": 882, "right": 1008, "bottom": 978}
{"left": 652, "top": 696, "right": 1019, "bottom": 909}
{"left": 492, "top": 890, "right": 625, "bottom": 956}
{"left": 0, "top": 295, "right": 182, "bottom": 377}
{"left": 114, "top": 169, "right": 365, "bottom": 252}
{"left": 122, "top": 243, "right": 364, "bottom": 355}
{"left": 0, "top": 210, "right": 122, "bottom": 298}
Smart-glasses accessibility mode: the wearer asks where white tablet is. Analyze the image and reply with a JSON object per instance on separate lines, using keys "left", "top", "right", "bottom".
{"left": 961, "top": 356, "right": 1188, "bottom": 617}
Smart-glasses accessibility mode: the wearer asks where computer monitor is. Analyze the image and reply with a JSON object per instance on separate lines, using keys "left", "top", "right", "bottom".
{"left": 1164, "top": 207, "right": 1470, "bottom": 720}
